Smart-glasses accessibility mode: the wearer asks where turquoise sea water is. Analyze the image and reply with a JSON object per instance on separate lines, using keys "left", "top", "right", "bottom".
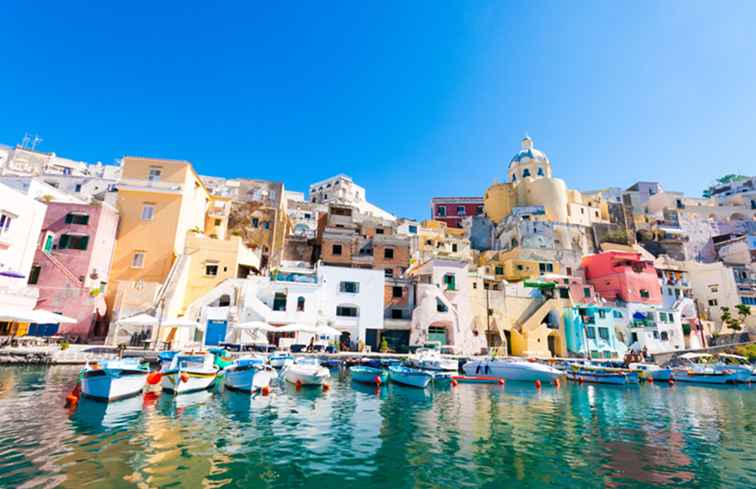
{"left": 0, "top": 365, "right": 754, "bottom": 488}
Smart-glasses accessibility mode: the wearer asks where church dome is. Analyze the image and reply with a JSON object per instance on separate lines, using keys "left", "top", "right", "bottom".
{"left": 507, "top": 136, "right": 553, "bottom": 183}
{"left": 508, "top": 136, "right": 549, "bottom": 167}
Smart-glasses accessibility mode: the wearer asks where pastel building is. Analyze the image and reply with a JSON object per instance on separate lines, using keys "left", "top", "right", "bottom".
{"left": 581, "top": 251, "right": 663, "bottom": 305}
{"left": 563, "top": 305, "right": 627, "bottom": 359}
{"left": 30, "top": 200, "right": 119, "bottom": 338}
{"left": 430, "top": 197, "right": 483, "bottom": 229}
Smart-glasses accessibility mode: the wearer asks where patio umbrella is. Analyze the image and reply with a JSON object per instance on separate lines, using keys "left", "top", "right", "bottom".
{"left": 161, "top": 317, "right": 199, "bottom": 328}
{"left": 234, "top": 321, "right": 277, "bottom": 332}
{"left": 0, "top": 308, "right": 76, "bottom": 324}
{"left": 314, "top": 325, "right": 342, "bottom": 337}
{"left": 275, "top": 323, "right": 318, "bottom": 334}
{"left": 117, "top": 313, "right": 158, "bottom": 326}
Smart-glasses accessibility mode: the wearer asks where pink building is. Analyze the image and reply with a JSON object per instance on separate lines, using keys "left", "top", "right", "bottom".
{"left": 29, "top": 201, "right": 118, "bottom": 339}
{"left": 580, "top": 251, "right": 662, "bottom": 305}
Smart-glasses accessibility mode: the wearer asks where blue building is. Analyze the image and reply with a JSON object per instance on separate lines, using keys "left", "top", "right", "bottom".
{"left": 563, "top": 305, "right": 626, "bottom": 359}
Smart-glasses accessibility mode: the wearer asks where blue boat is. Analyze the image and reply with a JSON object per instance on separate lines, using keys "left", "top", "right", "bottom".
{"left": 350, "top": 366, "right": 388, "bottom": 384}
{"left": 388, "top": 365, "right": 433, "bottom": 388}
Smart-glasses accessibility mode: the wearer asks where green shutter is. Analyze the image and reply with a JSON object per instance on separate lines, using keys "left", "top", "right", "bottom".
{"left": 59, "top": 235, "right": 70, "bottom": 249}
{"left": 78, "top": 236, "right": 89, "bottom": 250}
{"left": 64, "top": 214, "right": 73, "bottom": 224}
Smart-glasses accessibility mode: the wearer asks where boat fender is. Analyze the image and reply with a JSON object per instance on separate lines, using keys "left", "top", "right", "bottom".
{"left": 147, "top": 372, "right": 162, "bottom": 385}
{"left": 322, "top": 384, "right": 330, "bottom": 392}
{"left": 64, "top": 384, "right": 81, "bottom": 408}
{"left": 374, "top": 376, "right": 382, "bottom": 386}
{"left": 578, "top": 377, "right": 585, "bottom": 384}
{"left": 668, "top": 379, "right": 675, "bottom": 385}
{"left": 261, "top": 385, "right": 271, "bottom": 396}
{"left": 535, "top": 380, "right": 542, "bottom": 389}
{"left": 451, "top": 379, "right": 458, "bottom": 387}
{"left": 295, "top": 380, "right": 303, "bottom": 391}
{"left": 646, "top": 376, "right": 653, "bottom": 384}
{"left": 180, "top": 372, "right": 190, "bottom": 383}
{"left": 498, "top": 378, "right": 505, "bottom": 385}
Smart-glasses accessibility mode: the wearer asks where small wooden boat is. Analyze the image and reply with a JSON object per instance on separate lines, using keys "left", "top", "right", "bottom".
{"left": 80, "top": 358, "right": 150, "bottom": 401}
{"left": 350, "top": 365, "right": 388, "bottom": 384}
{"left": 567, "top": 364, "right": 635, "bottom": 385}
{"left": 451, "top": 375, "right": 502, "bottom": 384}
{"left": 161, "top": 351, "right": 219, "bottom": 395}
{"left": 388, "top": 365, "right": 433, "bottom": 388}
{"left": 269, "top": 352, "right": 294, "bottom": 368}
{"left": 628, "top": 363, "right": 673, "bottom": 381}
{"left": 223, "top": 357, "right": 273, "bottom": 393}
{"left": 672, "top": 367, "right": 739, "bottom": 384}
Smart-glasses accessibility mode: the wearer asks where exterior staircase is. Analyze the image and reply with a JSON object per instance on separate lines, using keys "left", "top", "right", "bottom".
{"left": 40, "top": 251, "right": 83, "bottom": 287}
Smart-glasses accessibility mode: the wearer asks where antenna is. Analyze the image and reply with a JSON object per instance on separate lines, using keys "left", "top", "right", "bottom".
{"left": 30, "top": 134, "right": 43, "bottom": 150}
{"left": 21, "top": 133, "right": 31, "bottom": 148}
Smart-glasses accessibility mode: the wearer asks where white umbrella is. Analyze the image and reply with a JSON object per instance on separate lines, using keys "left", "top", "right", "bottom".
{"left": 276, "top": 323, "right": 318, "bottom": 334}
{"left": 117, "top": 313, "right": 158, "bottom": 327}
{"left": 314, "top": 326, "right": 342, "bottom": 337}
{"left": 0, "top": 308, "right": 77, "bottom": 324}
{"left": 161, "top": 317, "right": 199, "bottom": 328}
{"left": 234, "top": 321, "right": 277, "bottom": 332}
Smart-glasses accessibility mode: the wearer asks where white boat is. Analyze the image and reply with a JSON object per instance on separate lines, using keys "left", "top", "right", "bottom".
{"left": 716, "top": 353, "right": 755, "bottom": 383}
{"left": 79, "top": 358, "right": 149, "bottom": 401}
{"left": 407, "top": 348, "right": 459, "bottom": 372}
{"left": 462, "top": 358, "right": 564, "bottom": 383}
{"left": 283, "top": 357, "right": 330, "bottom": 386}
{"left": 223, "top": 357, "right": 273, "bottom": 393}
{"left": 269, "top": 352, "right": 294, "bottom": 368}
{"left": 388, "top": 365, "right": 434, "bottom": 388}
{"left": 670, "top": 353, "right": 741, "bottom": 384}
{"left": 161, "top": 351, "right": 219, "bottom": 394}
{"left": 566, "top": 364, "right": 636, "bottom": 385}
{"left": 628, "top": 363, "right": 673, "bottom": 381}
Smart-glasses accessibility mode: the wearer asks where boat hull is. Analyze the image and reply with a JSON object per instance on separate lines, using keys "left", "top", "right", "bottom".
{"left": 224, "top": 366, "right": 272, "bottom": 393}
{"left": 350, "top": 366, "right": 388, "bottom": 384}
{"left": 672, "top": 370, "right": 738, "bottom": 384}
{"left": 389, "top": 367, "right": 433, "bottom": 388}
{"left": 463, "top": 360, "right": 564, "bottom": 383}
{"left": 568, "top": 371, "right": 630, "bottom": 385}
{"left": 80, "top": 369, "right": 148, "bottom": 401}
{"left": 270, "top": 357, "right": 294, "bottom": 369}
{"left": 284, "top": 365, "right": 329, "bottom": 386}
{"left": 161, "top": 370, "right": 218, "bottom": 394}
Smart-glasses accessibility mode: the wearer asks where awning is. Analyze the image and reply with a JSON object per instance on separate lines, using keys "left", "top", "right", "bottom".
{"left": 0, "top": 308, "right": 76, "bottom": 324}
{"left": 116, "top": 313, "right": 158, "bottom": 327}
{"left": 314, "top": 325, "right": 342, "bottom": 337}
{"left": 523, "top": 280, "right": 556, "bottom": 289}
{"left": 233, "top": 321, "right": 277, "bottom": 332}
{"left": 161, "top": 317, "right": 199, "bottom": 328}
{"left": 275, "top": 323, "right": 318, "bottom": 334}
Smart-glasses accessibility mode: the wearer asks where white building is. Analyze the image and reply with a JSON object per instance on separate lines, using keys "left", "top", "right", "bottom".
{"left": 0, "top": 182, "right": 47, "bottom": 310}
{"left": 308, "top": 174, "right": 396, "bottom": 221}
{"left": 614, "top": 303, "right": 686, "bottom": 355}
{"left": 186, "top": 263, "right": 385, "bottom": 349}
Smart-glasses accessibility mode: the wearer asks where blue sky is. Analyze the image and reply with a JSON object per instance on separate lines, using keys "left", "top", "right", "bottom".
{"left": 2, "top": 1, "right": 755, "bottom": 219}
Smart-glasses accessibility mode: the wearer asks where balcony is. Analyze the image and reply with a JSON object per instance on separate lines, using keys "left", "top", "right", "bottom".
{"left": 270, "top": 270, "right": 318, "bottom": 284}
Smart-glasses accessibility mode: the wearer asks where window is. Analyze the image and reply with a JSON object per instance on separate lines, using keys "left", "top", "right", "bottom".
{"left": 537, "top": 167, "right": 544, "bottom": 176}
{"left": 639, "top": 289, "right": 650, "bottom": 299}
{"left": 214, "top": 219, "right": 222, "bottom": 226}
{"left": 332, "top": 244, "right": 342, "bottom": 256}
{"left": 660, "top": 331, "right": 669, "bottom": 341}
{"left": 384, "top": 248, "right": 394, "bottom": 259}
{"left": 516, "top": 264, "right": 524, "bottom": 271}
{"left": 472, "top": 282, "right": 478, "bottom": 289}
{"left": 263, "top": 221, "right": 271, "bottom": 230}
{"left": 337, "top": 305, "right": 359, "bottom": 317}
{"left": 522, "top": 169, "right": 531, "bottom": 177}
{"left": 408, "top": 225, "right": 417, "bottom": 234}
{"left": 586, "top": 327, "right": 596, "bottom": 339}
{"left": 598, "top": 309, "right": 606, "bottom": 319}
{"left": 376, "top": 228, "right": 384, "bottom": 234}
{"left": 392, "top": 286, "right": 403, "bottom": 298}
{"left": 436, "top": 206, "right": 446, "bottom": 217}
{"left": 539, "top": 263, "right": 553, "bottom": 274}
{"left": 148, "top": 167, "right": 162, "bottom": 182}
{"left": 653, "top": 330, "right": 659, "bottom": 339}
{"left": 28, "top": 265, "right": 41, "bottom": 285}
{"left": 205, "top": 263, "right": 219, "bottom": 277}
{"left": 613, "top": 310, "right": 623, "bottom": 319}
{"left": 598, "top": 328, "right": 610, "bottom": 340}
{"left": 297, "top": 296, "right": 305, "bottom": 312}
{"left": 65, "top": 212, "right": 89, "bottom": 226}
{"left": 659, "top": 312, "right": 668, "bottom": 323}
{"left": 566, "top": 267, "right": 572, "bottom": 275}
{"left": 74, "top": 184, "right": 82, "bottom": 193}
{"left": 457, "top": 206, "right": 466, "bottom": 215}
{"left": 584, "top": 287, "right": 591, "bottom": 298}
{"left": 0, "top": 212, "right": 13, "bottom": 235}
{"left": 495, "top": 266, "right": 504, "bottom": 275}
{"left": 58, "top": 234, "right": 89, "bottom": 250}
{"left": 141, "top": 204, "right": 155, "bottom": 221}
{"left": 131, "top": 252, "right": 145, "bottom": 268}
{"left": 391, "top": 309, "right": 403, "bottom": 319}
{"left": 436, "top": 298, "right": 448, "bottom": 313}
{"left": 512, "top": 174, "right": 517, "bottom": 182}
{"left": 340, "top": 281, "right": 360, "bottom": 293}
{"left": 476, "top": 206, "right": 483, "bottom": 215}
{"left": 251, "top": 217, "right": 259, "bottom": 228}
{"left": 708, "top": 299, "right": 718, "bottom": 307}
{"left": 385, "top": 268, "right": 394, "bottom": 278}
{"left": 273, "top": 293, "right": 287, "bottom": 311}
{"left": 452, "top": 243, "right": 458, "bottom": 252}
{"left": 443, "top": 273, "right": 456, "bottom": 290}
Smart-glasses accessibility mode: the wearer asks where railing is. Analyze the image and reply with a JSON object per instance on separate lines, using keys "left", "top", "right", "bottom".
{"left": 118, "top": 178, "right": 184, "bottom": 192}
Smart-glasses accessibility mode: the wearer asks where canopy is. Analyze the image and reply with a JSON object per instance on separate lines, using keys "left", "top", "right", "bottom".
{"left": 314, "top": 325, "right": 342, "bottom": 337}
{"left": 116, "top": 313, "right": 158, "bottom": 327}
{"left": 161, "top": 317, "right": 199, "bottom": 328}
{"left": 0, "top": 307, "right": 76, "bottom": 324}
{"left": 523, "top": 280, "right": 555, "bottom": 289}
{"left": 275, "top": 323, "right": 318, "bottom": 334}
{"left": 234, "top": 321, "right": 277, "bottom": 332}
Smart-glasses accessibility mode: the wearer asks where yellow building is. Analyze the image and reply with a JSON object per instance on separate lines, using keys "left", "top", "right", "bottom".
{"left": 414, "top": 219, "right": 472, "bottom": 263}
{"left": 107, "top": 157, "right": 210, "bottom": 320}
{"left": 478, "top": 248, "right": 561, "bottom": 283}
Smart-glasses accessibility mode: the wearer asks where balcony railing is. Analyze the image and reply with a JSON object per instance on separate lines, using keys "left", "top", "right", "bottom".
{"left": 118, "top": 178, "right": 184, "bottom": 192}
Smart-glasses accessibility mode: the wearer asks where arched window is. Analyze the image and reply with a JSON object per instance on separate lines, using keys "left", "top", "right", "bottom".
{"left": 218, "top": 294, "right": 231, "bottom": 307}
{"left": 297, "top": 296, "right": 305, "bottom": 312}
{"left": 522, "top": 169, "right": 531, "bottom": 178}
{"left": 511, "top": 174, "right": 517, "bottom": 182}
{"left": 537, "top": 167, "right": 544, "bottom": 176}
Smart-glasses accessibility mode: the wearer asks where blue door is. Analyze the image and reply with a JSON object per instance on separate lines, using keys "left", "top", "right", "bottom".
{"left": 205, "top": 320, "right": 228, "bottom": 346}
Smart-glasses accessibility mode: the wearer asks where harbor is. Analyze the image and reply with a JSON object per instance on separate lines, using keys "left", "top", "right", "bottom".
{"left": 1, "top": 362, "right": 754, "bottom": 488}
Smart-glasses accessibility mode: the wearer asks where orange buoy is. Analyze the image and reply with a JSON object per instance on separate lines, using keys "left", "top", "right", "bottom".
{"left": 498, "top": 378, "right": 505, "bottom": 385}
{"left": 535, "top": 380, "right": 542, "bottom": 389}
{"left": 180, "top": 372, "right": 190, "bottom": 383}
{"left": 451, "top": 379, "right": 458, "bottom": 387}
{"left": 147, "top": 372, "right": 162, "bottom": 385}
{"left": 578, "top": 377, "right": 585, "bottom": 384}
{"left": 261, "top": 385, "right": 271, "bottom": 396}
{"left": 374, "top": 376, "right": 382, "bottom": 386}
{"left": 65, "top": 394, "right": 79, "bottom": 407}
{"left": 322, "top": 383, "right": 330, "bottom": 392}
{"left": 668, "top": 378, "right": 675, "bottom": 385}
{"left": 553, "top": 378, "right": 560, "bottom": 388}
{"left": 646, "top": 376, "right": 654, "bottom": 384}
{"left": 295, "top": 380, "right": 302, "bottom": 390}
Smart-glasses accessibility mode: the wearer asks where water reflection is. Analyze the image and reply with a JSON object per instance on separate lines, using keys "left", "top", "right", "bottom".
{"left": 0, "top": 366, "right": 754, "bottom": 488}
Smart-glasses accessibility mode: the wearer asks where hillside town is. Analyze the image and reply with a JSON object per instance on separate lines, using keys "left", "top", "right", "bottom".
{"left": 0, "top": 135, "right": 754, "bottom": 359}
